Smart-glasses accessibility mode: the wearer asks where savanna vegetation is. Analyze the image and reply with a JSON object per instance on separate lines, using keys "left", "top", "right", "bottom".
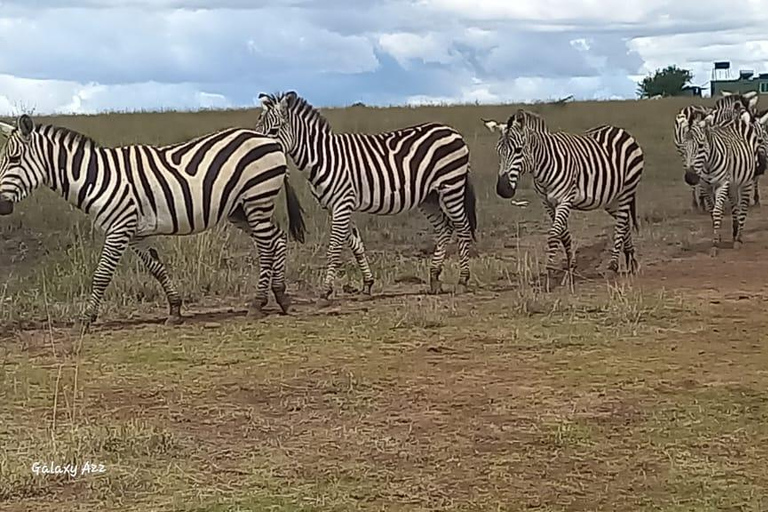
{"left": 2, "top": 96, "right": 768, "bottom": 511}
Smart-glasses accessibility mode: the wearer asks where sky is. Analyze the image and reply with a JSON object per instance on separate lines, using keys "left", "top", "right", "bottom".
{"left": 1, "top": 0, "right": 768, "bottom": 115}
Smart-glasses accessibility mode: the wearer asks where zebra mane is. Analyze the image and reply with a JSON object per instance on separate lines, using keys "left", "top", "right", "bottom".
{"left": 507, "top": 109, "right": 549, "bottom": 133}
{"left": 267, "top": 91, "right": 331, "bottom": 133}
{"left": 40, "top": 124, "right": 100, "bottom": 148}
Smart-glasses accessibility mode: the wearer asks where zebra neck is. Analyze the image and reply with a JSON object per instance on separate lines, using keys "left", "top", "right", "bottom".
{"left": 288, "top": 127, "right": 332, "bottom": 181}
{"left": 43, "top": 141, "right": 118, "bottom": 213}
{"left": 526, "top": 133, "right": 558, "bottom": 186}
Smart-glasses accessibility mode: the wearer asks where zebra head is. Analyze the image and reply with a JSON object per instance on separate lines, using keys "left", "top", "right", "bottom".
{"left": 680, "top": 116, "right": 714, "bottom": 186}
{"left": 255, "top": 91, "right": 299, "bottom": 151}
{"left": 673, "top": 113, "right": 690, "bottom": 158}
{"left": 482, "top": 116, "right": 531, "bottom": 199}
{"left": 0, "top": 115, "right": 41, "bottom": 216}
{"left": 674, "top": 106, "right": 711, "bottom": 158}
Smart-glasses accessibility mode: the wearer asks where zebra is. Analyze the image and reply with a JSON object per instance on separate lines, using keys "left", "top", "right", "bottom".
{"left": 0, "top": 114, "right": 306, "bottom": 329}
{"left": 711, "top": 91, "right": 764, "bottom": 205}
{"left": 254, "top": 91, "right": 477, "bottom": 303}
{"left": 674, "top": 105, "right": 713, "bottom": 212}
{"left": 678, "top": 109, "right": 766, "bottom": 256}
{"left": 482, "top": 109, "right": 644, "bottom": 285}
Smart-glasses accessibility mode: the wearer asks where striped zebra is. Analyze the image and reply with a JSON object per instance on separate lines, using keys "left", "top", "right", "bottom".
{"left": 674, "top": 105, "right": 713, "bottom": 212}
{"left": 711, "top": 91, "right": 765, "bottom": 205}
{"left": 679, "top": 110, "right": 765, "bottom": 255}
{"left": 482, "top": 110, "right": 644, "bottom": 283}
{"left": 254, "top": 91, "right": 477, "bottom": 302}
{"left": 0, "top": 115, "right": 306, "bottom": 329}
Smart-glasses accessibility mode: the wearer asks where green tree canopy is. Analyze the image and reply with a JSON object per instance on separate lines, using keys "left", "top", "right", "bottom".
{"left": 637, "top": 66, "right": 694, "bottom": 98}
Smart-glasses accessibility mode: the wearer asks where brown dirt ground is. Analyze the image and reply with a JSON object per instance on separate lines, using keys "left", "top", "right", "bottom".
{"left": 3, "top": 208, "right": 768, "bottom": 511}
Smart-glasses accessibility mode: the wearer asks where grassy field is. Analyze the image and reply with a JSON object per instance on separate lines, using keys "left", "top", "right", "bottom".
{"left": 2, "top": 96, "right": 768, "bottom": 511}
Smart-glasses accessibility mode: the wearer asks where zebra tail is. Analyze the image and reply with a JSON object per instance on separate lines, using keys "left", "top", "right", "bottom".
{"left": 464, "top": 172, "right": 478, "bottom": 242}
{"left": 283, "top": 177, "right": 307, "bottom": 244}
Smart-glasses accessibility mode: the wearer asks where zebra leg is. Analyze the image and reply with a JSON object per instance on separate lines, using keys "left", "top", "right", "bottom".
{"left": 269, "top": 228, "right": 292, "bottom": 314}
{"left": 710, "top": 184, "right": 730, "bottom": 257}
{"left": 320, "top": 206, "right": 353, "bottom": 305}
{"left": 419, "top": 199, "right": 453, "bottom": 295}
{"left": 545, "top": 203, "right": 573, "bottom": 292}
{"left": 437, "top": 189, "right": 473, "bottom": 292}
{"left": 247, "top": 219, "right": 280, "bottom": 318}
{"left": 753, "top": 175, "right": 760, "bottom": 207}
{"left": 543, "top": 200, "right": 573, "bottom": 270}
{"left": 697, "top": 183, "right": 714, "bottom": 214}
{"left": 734, "top": 182, "right": 753, "bottom": 249}
{"left": 79, "top": 230, "right": 133, "bottom": 331}
{"left": 606, "top": 204, "right": 637, "bottom": 274}
{"left": 130, "top": 241, "right": 183, "bottom": 325}
{"left": 347, "top": 222, "right": 375, "bottom": 296}
{"left": 228, "top": 204, "right": 280, "bottom": 318}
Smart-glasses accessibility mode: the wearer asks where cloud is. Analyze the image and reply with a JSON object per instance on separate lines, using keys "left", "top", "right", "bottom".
{"left": 0, "top": 0, "right": 767, "bottom": 116}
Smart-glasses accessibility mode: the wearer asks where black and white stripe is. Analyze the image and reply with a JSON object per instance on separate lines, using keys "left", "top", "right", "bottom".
{"left": 255, "top": 91, "right": 477, "bottom": 300}
{"left": 674, "top": 105, "right": 713, "bottom": 212}
{"left": 711, "top": 91, "right": 764, "bottom": 205}
{"left": 679, "top": 110, "right": 761, "bottom": 255}
{"left": 483, "top": 109, "right": 644, "bottom": 278}
{"left": 0, "top": 114, "right": 306, "bottom": 327}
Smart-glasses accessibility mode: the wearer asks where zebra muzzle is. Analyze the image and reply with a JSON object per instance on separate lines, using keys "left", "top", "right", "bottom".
{"left": 496, "top": 176, "right": 516, "bottom": 199}
{"left": 0, "top": 200, "right": 13, "bottom": 216}
{"left": 684, "top": 171, "right": 700, "bottom": 186}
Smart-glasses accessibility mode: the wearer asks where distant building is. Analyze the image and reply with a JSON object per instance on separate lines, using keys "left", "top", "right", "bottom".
{"left": 710, "top": 61, "right": 768, "bottom": 97}
{"left": 680, "top": 85, "right": 702, "bottom": 97}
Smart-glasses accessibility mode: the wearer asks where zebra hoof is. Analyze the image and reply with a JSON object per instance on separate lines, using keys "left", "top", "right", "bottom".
{"left": 733, "top": 240, "right": 743, "bottom": 251}
{"left": 247, "top": 298, "right": 268, "bottom": 319}
{"left": 165, "top": 315, "right": 184, "bottom": 326}
{"left": 455, "top": 283, "right": 469, "bottom": 295}
{"left": 275, "top": 292, "right": 292, "bottom": 314}
{"left": 362, "top": 281, "right": 374, "bottom": 296}
{"left": 428, "top": 280, "right": 443, "bottom": 295}
{"left": 709, "top": 247, "right": 719, "bottom": 258}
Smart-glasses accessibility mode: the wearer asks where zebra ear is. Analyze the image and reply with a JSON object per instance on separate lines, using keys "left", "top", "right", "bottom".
{"left": 277, "top": 92, "right": 295, "bottom": 112}
{"left": 258, "top": 93, "right": 271, "bottom": 108}
{"left": 17, "top": 114, "right": 34, "bottom": 138}
{"left": 746, "top": 92, "right": 759, "bottom": 111}
{"left": 721, "top": 90, "right": 733, "bottom": 96}
{"left": 758, "top": 110, "right": 768, "bottom": 127}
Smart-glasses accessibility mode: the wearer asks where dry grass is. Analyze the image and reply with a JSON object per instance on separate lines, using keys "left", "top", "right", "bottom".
{"left": 2, "top": 96, "right": 768, "bottom": 511}
{"left": 0, "top": 96, "right": 712, "bottom": 324}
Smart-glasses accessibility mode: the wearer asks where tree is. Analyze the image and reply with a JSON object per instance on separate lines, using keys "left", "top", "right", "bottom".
{"left": 637, "top": 66, "right": 694, "bottom": 98}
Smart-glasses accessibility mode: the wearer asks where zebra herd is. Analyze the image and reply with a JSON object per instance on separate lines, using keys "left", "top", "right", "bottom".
{"left": 673, "top": 90, "right": 768, "bottom": 255}
{"left": 0, "top": 90, "right": 755, "bottom": 328}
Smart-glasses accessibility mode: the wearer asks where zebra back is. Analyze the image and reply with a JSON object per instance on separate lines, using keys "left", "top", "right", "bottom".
{"left": 711, "top": 92, "right": 759, "bottom": 125}
{"left": 692, "top": 115, "right": 759, "bottom": 185}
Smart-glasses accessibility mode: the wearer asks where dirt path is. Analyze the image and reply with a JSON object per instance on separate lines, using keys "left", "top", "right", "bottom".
{"left": 4, "top": 210, "right": 768, "bottom": 340}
